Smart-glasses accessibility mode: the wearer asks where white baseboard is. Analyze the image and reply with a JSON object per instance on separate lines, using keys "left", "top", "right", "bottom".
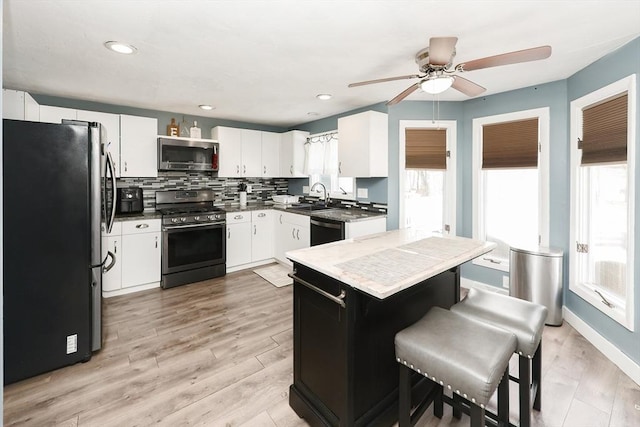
{"left": 102, "top": 281, "right": 160, "bottom": 298}
{"left": 460, "top": 278, "right": 509, "bottom": 295}
{"left": 227, "top": 258, "right": 274, "bottom": 273}
{"left": 563, "top": 307, "right": 640, "bottom": 386}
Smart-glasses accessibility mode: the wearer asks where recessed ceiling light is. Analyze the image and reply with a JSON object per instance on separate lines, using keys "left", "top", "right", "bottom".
{"left": 199, "top": 105, "right": 214, "bottom": 110}
{"left": 104, "top": 41, "right": 137, "bottom": 55}
{"left": 316, "top": 94, "right": 332, "bottom": 101}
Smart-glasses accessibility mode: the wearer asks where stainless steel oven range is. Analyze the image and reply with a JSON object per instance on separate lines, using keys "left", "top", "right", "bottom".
{"left": 156, "top": 190, "right": 226, "bottom": 289}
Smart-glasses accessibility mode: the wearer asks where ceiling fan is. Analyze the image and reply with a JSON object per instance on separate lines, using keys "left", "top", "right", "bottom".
{"left": 348, "top": 37, "right": 552, "bottom": 105}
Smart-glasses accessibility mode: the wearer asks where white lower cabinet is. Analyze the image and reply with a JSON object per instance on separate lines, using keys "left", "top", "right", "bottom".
{"left": 226, "top": 213, "right": 252, "bottom": 268}
{"left": 102, "top": 219, "right": 161, "bottom": 296}
{"left": 226, "top": 210, "right": 276, "bottom": 269}
{"left": 275, "top": 211, "right": 310, "bottom": 266}
{"left": 252, "top": 210, "right": 274, "bottom": 260}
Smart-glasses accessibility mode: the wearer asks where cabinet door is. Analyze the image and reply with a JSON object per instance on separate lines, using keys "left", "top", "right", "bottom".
{"left": 252, "top": 210, "right": 274, "bottom": 261}
{"left": 226, "top": 222, "right": 252, "bottom": 267}
{"left": 241, "top": 129, "right": 262, "bottom": 177}
{"left": 261, "top": 132, "right": 280, "bottom": 178}
{"left": 212, "top": 126, "right": 242, "bottom": 177}
{"left": 345, "top": 217, "right": 386, "bottom": 239}
{"left": 292, "top": 224, "right": 310, "bottom": 251}
{"left": 279, "top": 130, "right": 309, "bottom": 177}
{"left": 121, "top": 232, "right": 161, "bottom": 288}
{"left": 337, "top": 110, "right": 388, "bottom": 177}
{"left": 3, "top": 89, "right": 25, "bottom": 120}
{"left": 77, "top": 110, "right": 121, "bottom": 177}
{"left": 39, "top": 105, "right": 77, "bottom": 123}
{"left": 120, "top": 114, "right": 158, "bottom": 178}
{"left": 102, "top": 236, "right": 122, "bottom": 292}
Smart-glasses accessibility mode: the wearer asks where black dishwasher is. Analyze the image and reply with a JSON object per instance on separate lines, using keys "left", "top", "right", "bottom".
{"left": 310, "top": 217, "right": 345, "bottom": 246}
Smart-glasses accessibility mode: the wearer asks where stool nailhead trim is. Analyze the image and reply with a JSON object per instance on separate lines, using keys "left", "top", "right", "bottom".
{"left": 398, "top": 358, "right": 485, "bottom": 410}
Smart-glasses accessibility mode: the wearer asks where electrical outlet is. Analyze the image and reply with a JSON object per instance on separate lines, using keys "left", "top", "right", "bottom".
{"left": 502, "top": 276, "right": 509, "bottom": 289}
{"left": 357, "top": 188, "right": 368, "bottom": 198}
{"left": 302, "top": 185, "right": 309, "bottom": 194}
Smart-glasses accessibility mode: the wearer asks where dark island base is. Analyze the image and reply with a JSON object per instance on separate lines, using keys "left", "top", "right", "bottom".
{"left": 289, "top": 263, "right": 460, "bottom": 427}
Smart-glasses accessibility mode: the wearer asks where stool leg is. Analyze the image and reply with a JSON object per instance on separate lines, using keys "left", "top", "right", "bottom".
{"left": 452, "top": 393, "right": 462, "bottom": 419}
{"left": 470, "top": 403, "right": 485, "bottom": 427}
{"left": 498, "top": 367, "right": 510, "bottom": 427}
{"left": 532, "top": 342, "right": 542, "bottom": 411}
{"left": 519, "top": 355, "right": 531, "bottom": 427}
{"left": 399, "top": 363, "right": 411, "bottom": 427}
{"left": 434, "top": 384, "right": 443, "bottom": 418}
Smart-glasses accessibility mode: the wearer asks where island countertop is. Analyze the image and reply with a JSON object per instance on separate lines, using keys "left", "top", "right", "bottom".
{"left": 286, "top": 228, "right": 495, "bottom": 299}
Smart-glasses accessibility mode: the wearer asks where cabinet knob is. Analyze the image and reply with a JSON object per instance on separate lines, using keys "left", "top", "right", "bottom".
{"left": 124, "top": 161, "right": 128, "bottom": 172}
{"left": 136, "top": 223, "right": 149, "bottom": 229}
{"left": 234, "top": 214, "right": 243, "bottom": 220}
{"left": 254, "top": 224, "right": 257, "bottom": 235}
{"left": 296, "top": 229, "right": 300, "bottom": 240}
{"left": 258, "top": 213, "right": 266, "bottom": 218}
{"left": 290, "top": 165, "right": 293, "bottom": 175}
{"left": 338, "top": 161, "right": 342, "bottom": 174}
{"left": 236, "top": 165, "right": 240, "bottom": 174}
{"left": 243, "top": 165, "right": 247, "bottom": 174}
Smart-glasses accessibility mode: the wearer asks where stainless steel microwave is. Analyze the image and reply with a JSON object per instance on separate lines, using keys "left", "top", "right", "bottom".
{"left": 158, "top": 137, "right": 219, "bottom": 172}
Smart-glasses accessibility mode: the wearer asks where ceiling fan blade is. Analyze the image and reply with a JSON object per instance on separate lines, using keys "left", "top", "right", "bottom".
{"left": 451, "top": 76, "right": 486, "bottom": 97}
{"left": 428, "top": 37, "right": 458, "bottom": 65}
{"left": 386, "top": 82, "right": 421, "bottom": 106}
{"left": 459, "top": 45, "right": 552, "bottom": 72}
{"left": 348, "top": 74, "right": 422, "bottom": 88}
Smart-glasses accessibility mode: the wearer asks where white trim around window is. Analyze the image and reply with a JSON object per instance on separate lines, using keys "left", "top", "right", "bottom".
{"left": 569, "top": 74, "right": 636, "bottom": 331}
{"left": 398, "top": 120, "right": 457, "bottom": 235}
{"left": 472, "top": 107, "right": 550, "bottom": 272}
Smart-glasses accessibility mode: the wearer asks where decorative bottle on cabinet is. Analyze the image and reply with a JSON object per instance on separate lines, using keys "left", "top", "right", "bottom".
{"left": 167, "top": 118, "right": 179, "bottom": 136}
{"left": 190, "top": 121, "right": 202, "bottom": 139}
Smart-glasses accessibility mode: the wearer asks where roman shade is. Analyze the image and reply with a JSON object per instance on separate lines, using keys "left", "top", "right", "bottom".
{"left": 580, "top": 93, "right": 628, "bottom": 165}
{"left": 482, "top": 118, "right": 539, "bottom": 169}
{"left": 405, "top": 128, "right": 446, "bottom": 169}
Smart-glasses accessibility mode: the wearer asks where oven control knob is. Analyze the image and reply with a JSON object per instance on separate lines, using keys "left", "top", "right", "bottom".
{"left": 180, "top": 217, "right": 187, "bottom": 222}
{"left": 171, "top": 218, "right": 179, "bottom": 224}
{"left": 194, "top": 216, "right": 200, "bottom": 221}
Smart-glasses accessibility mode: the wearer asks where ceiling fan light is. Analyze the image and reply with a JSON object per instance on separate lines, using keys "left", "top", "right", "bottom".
{"left": 420, "top": 76, "right": 454, "bottom": 94}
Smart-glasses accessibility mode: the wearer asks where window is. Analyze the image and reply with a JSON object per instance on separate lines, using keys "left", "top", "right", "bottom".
{"left": 570, "top": 75, "right": 636, "bottom": 330}
{"left": 399, "top": 120, "right": 456, "bottom": 234}
{"left": 305, "top": 131, "right": 355, "bottom": 199}
{"left": 472, "top": 108, "right": 550, "bottom": 271}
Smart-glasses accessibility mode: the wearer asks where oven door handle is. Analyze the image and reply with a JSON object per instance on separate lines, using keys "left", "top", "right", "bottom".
{"left": 163, "top": 223, "right": 225, "bottom": 231}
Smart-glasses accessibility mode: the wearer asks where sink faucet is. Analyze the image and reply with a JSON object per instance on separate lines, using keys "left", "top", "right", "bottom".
{"left": 310, "top": 182, "right": 329, "bottom": 205}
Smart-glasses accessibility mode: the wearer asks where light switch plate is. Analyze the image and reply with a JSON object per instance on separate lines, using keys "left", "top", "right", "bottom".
{"left": 357, "top": 188, "right": 368, "bottom": 198}
{"left": 303, "top": 185, "right": 309, "bottom": 194}
{"left": 502, "top": 276, "right": 509, "bottom": 289}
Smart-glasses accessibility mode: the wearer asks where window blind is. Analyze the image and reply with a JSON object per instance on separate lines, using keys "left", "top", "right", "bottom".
{"left": 482, "top": 118, "right": 538, "bottom": 169}
{"left": 405, "top": 128, "right": 446, "bottom": 169}
{"left": 581, "top": 93, "right": 627, "bottom": 165}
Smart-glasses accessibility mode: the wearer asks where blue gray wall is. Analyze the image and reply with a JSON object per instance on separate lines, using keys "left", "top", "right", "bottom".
{"left": 565, "top": 38, "right": 640, "bottom": 363}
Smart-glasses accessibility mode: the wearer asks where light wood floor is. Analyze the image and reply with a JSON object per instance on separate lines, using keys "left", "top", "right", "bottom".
{"left": 4, "top": 266, "right": 640, "bottom": 426}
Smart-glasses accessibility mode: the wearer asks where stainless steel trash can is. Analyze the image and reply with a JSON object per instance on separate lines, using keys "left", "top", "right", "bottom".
{"left": 509, "top": 246, "right": 564, "bottom": 326}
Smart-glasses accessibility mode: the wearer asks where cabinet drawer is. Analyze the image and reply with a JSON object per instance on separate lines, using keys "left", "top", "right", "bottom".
{"left": 121, "top": 219, "right": 161, "bottom": 234}
{"left": 102, "top": 221, "right": 122, "bottom": 237}
{"left": 227, "top": 212, "right": 251, "bottom": 224}
{"left": 252, "top": 210, "right": 272, "bottom": 221}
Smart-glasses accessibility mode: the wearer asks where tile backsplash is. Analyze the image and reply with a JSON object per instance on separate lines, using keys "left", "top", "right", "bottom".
{"left": 118, "top": 172, "right": 289, "bottom": 210}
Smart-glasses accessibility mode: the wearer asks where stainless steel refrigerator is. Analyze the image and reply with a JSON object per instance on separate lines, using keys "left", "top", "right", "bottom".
{"left": 3, "top": 119, "right": 116, "bottom": 384}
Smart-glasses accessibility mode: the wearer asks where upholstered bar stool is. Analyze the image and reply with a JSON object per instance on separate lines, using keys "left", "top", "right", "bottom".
{"left": 451, "top": 288, "right": 548, "bottom": 427}
{"left": 395, "top": 307, "right": 517, "bottom": 427}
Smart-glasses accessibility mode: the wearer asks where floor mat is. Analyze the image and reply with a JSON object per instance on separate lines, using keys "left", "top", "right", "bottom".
{"left": 253, "top": 264, "right": 293, "bottom": 288}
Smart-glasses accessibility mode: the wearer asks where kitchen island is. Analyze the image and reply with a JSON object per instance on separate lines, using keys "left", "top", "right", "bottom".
{"left": 285, "top": 229, "right": 495, "bottom": 427}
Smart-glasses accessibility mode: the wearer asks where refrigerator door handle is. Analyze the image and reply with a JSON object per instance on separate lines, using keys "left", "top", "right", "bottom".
{"left": 106, "top": 152, "right": 117, "bottom": 234}
{"left": 102, "top": 251, "right": 116, "bottom": 273}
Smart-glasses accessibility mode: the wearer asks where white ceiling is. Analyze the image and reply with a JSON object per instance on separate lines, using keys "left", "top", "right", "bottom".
{"left": 3, "top": 1, "right": 640, "bottom": 128}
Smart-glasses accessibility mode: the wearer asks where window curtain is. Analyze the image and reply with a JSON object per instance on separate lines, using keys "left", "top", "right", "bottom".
{"left": 482, "top": 118, "right": 538, "bottom": 169}
{"left": 304, "top": 133, "right": 338, "bottom": 175}
{"left": 581, "top": 93, "right": 628, "bottom": 165}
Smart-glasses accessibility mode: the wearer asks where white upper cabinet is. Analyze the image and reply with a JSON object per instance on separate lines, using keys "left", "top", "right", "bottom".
{"left": 212, "top": 126, "right": 243, "bottom": 177}
{"left": 337, "top": 110, "right": 388, "bottom": 177}
{"left": 213, "top": 126, "right": 281, "bottom": 178}
{"left": 3, "top": 89, "right": 39, "bottom": 121}
{"left": 241, "top": 129, "right": 262, "bottom": 177}
{"left": 77, "top": 110, "right": 121, "bottom": 177}
{"left": 261, "top": 131, "right": 280, "bottom": 178}
{"left": 279, "top": 130, "right": 309, "bottom": 177}
{"left": 120, "top": 114, "right": 158, "bottom": 178}
{"left": 39, "top": 105, "right": 77, "bottom": 123}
